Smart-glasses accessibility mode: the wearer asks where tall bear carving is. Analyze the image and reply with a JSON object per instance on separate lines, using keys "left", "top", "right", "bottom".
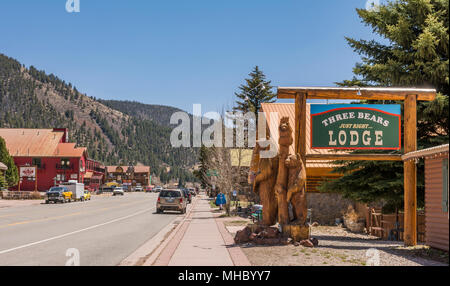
{"left": 286, "top": 153, "right": 307, "bottom": 225}
{"left": 253, "top": 147, "right": 279, "bottom": 227}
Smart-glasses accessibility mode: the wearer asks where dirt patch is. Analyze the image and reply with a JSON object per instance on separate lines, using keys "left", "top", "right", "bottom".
{"left": 234, "top": 225, "right": 448, "bottom": 266}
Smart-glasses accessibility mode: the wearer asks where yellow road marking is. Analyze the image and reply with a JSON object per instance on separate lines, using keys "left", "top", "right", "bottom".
{"left": 0, "top": 199, "right": 151, "bottom": 229}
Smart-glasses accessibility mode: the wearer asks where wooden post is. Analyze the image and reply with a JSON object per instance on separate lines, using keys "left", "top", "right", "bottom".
{"left": 404, "top": 94, "right": 417, "bottom": 246}
{"left": 295, "top": 92, "right": 307, "bottom": 163}
{"left": 34, "top": 166, "right": 38, "bottom": 192}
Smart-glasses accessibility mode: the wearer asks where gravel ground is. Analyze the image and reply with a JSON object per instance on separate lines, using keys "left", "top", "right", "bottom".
{"left": 222, "top": 220, "right": 449, "bottom": 266}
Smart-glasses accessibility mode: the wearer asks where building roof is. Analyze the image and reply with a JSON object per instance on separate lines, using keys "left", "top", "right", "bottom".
{"left": 230, "top": 149, "right": 253, "bottom": 167}
{"left": 54, "top": 143, "right": 87, "bottom": 158}
{"left": 402, "top": 144, "right": 449, "bottom": 161}
{"left": 260, "top": 103, "right": 347, "bottom": 169}
{"left": 0, "top": 162, "right": 7, "bottom": 171}
{"left": 0, "top": 128, "right": 86, "bottom": 158}
{"left": 106, "top": 166, "right": 150, "bottom": 173}
{"left": 0, "top": 128, "right": 64, "bottom": 157}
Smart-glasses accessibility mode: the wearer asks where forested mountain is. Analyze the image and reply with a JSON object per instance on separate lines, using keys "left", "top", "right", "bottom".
{"left": 98, "top": 100, "right": 187, "bottom": 128}
{"left": 0, "top": 53, "right": 197, "bottom": 183}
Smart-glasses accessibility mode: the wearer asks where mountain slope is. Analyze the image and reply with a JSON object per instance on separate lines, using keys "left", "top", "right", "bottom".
{"left": 0, "top": 53, "right": 197, "bottom": 183}
{"left": 98, "top": 100, "right": 186, "bottom": 128}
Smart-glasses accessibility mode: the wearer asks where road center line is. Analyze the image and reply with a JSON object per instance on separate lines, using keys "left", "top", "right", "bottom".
{"left": 0, "top": 207, "right": 155, "bottom": 255}
{"left": 0, "top": 199, "right": 153, "bottom": 229}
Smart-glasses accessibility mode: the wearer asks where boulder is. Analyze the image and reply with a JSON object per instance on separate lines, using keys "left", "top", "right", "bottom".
{"left": 234, "top": 226, "right": 252, "bottom": 244}
{"left": 300, "top": 239, "right": 314, "bottom": 247}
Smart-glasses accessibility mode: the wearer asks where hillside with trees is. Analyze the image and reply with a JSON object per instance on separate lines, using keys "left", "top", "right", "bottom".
{"left": 0, "top": 53, "right": 197, "bottom": 183}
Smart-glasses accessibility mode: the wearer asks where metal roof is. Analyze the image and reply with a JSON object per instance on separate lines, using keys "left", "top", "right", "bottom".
{"left": 402, "top": 144, "right": 449, "bottom": 161}
{"left": 0, "top": 128, "right": 64, "bottom": 157}
{"left": 0, "top": 129, "right": 86, "bottom": 158}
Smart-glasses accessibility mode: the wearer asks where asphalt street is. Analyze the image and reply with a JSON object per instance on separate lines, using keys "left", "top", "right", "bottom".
{"left": 0, "top": 192, "right": 181, "bottom": 266}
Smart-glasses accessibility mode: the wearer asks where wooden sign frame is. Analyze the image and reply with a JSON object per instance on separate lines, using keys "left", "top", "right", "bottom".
{"left": 277, "top": 86, "right": 437, "bottom": 246}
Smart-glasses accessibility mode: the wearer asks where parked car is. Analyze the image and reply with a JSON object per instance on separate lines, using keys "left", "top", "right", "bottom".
{"left": 45, "top": 186, "right": 72, "bottom": 204}
{"left": 82, "top": 190, "right": 91, "bottom": 201}
{"left": 135, "top": 185, "right": 143, "bottom": 192}
{"left": 156, "top": 189, "right": 186, "bottom": 214}
{"left": 188, "top": 188, "right": 196, "bottom": 197}
{"left": 154, "top": 186, "right": 163, "bottom": 193}
{"left": 113, "top": 187, "right": 125, "bottom": 196}
{"left": 145, "top": 186, "right": 153, "bottom": 193}
{"left": 182, "top": 189, "right": 192, "bottom": 204}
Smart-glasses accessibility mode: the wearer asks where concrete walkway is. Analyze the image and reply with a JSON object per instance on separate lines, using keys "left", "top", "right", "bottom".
{"left": 168, "top": 196, "right": 233, "bottom": 266}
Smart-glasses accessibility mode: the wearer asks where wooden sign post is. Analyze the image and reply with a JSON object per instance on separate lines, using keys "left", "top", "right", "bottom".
{"left": 279, "top": 87, "right": 436, "bottom": 247}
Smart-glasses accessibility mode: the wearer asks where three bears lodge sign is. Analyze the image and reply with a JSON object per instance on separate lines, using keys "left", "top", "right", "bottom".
{"left": 310, "top": 104, "right": 401, "bottom": 150}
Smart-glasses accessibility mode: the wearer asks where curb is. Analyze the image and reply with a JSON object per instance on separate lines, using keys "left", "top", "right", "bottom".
{"left": 141, "top": 197, "right": 199, "bottom": 266}
{"left": 215, "top": 217, "right": 252, "bottom": 266}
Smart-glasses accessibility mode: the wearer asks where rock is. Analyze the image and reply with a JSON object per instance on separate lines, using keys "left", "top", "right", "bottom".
{"left": 234, "top": 226, "right": 252, "bottom": 243}
{"left": 293, "top": 241, "right": 300, "bottom": 246}
{"left": 265, "top": 227, "right": 280, "bottom": 238}
{"left": 310, "top": 237, "right": 319, "bottom": 247}
{"left": 300, "top": 239, "right": 314, "bottom": 247}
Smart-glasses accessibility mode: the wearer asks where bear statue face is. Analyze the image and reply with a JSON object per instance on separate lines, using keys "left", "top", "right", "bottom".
{"left": 285, "top": 153, "right": 303, "bottom": 169}
{"left": 278, "top": 117, "right": 293, "bottom": 146}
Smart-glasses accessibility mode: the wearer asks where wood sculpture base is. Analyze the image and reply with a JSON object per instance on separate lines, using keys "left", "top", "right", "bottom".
{"left": 282, "top": 224, "right": 310, "bottom": 242}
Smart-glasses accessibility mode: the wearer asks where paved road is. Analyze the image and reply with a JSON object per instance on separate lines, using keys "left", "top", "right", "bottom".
{"left": 0, "top": 192, "right": 181, "bottom": 266}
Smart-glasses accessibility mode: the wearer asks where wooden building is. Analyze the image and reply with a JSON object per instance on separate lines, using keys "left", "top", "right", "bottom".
{"left": 402, "top": 144, "right": 449, "bottom": 251}
{"left": 0, "top": 128, "right": 90, "bottom": 191}
{"left": 106, "top": 165, "right": 150, "bottom": 187}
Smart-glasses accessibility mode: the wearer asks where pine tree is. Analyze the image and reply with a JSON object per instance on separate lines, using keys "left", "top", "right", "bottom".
{"left": 233, "top": 66, "right": 276, "bottom": 116}
{"left": 322, "top": 0, "right": 449, "bottom": 212}
{"left": 194, "top": 145, "right": 211, "bottom": 188}
{"left": 0, "top": 136, "right": 19, "bottom": 188}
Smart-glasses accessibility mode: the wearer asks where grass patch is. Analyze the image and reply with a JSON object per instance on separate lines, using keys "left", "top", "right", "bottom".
{"left": 292, "top": 253, "right": 299, "bottom": 256}
{"left": 209, "top": 200, "right": 219, "bottom": 209}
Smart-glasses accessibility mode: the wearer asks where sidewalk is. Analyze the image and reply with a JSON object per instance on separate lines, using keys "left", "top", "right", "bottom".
{"left": 148, "top": 194, "right": 250, "bottom": 266}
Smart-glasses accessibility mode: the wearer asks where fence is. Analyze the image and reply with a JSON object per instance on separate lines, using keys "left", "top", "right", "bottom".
{"left": 368, "top": 208, "right": 426, "bottom": 242}
{"left": 0, "top": 191, "right": 43, "bottom": 200}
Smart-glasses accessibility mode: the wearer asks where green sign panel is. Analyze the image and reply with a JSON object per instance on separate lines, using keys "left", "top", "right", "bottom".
{"left": 310, "top": 104, "right": 401, "bottom": 150}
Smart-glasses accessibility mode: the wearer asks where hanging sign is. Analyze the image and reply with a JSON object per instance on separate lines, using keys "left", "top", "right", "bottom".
{"left": 310, "top": 104, "right": 401, "bottom": 150}
{"left": 20, "top": 166, "right": 36, "bottom": 178}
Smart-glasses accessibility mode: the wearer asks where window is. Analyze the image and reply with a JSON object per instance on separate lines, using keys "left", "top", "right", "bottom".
{"left": 32, "top": 158, "right": 42, "bottom": 168}
{"left": 443, "top": 158, "right": 449, "bottom": 213}
{"left": 61, "top": 158, "right": 70, "bottom": 168}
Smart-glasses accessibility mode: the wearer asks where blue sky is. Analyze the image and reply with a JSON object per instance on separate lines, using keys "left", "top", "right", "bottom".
{"left": 0, "top": 0, "right": 379, "bottom": 113}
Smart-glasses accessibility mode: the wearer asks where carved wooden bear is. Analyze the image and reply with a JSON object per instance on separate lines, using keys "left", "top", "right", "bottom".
{"left": 285, "top": 153, "right": 307, "bottom": 226}
{"left": 253, "top": 146, "right": 279, "bottom": 226}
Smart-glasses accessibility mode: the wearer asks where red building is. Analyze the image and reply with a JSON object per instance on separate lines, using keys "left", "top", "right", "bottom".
{"left": 84, "top": 159, "right": 106, "bottom": 191}
{"left": 0, "top": 128, "right": 92, "bottom": 191}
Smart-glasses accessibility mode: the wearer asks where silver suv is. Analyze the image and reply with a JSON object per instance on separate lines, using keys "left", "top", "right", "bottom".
{"left": 156, "top": 189, "right": 186, "bottom": 214}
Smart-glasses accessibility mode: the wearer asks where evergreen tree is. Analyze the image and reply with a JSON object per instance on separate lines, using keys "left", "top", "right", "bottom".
{"left": 194, "top": 145, "right": 211, "bottom": 188}
{"left": 321, "top": 0, "right": 449, "bottom": 212}
{"left": 0, "top": 137, "right": 19, "bottom": 188}
{"left": 233, "top": 66, "right": 276, "bottom": 115}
